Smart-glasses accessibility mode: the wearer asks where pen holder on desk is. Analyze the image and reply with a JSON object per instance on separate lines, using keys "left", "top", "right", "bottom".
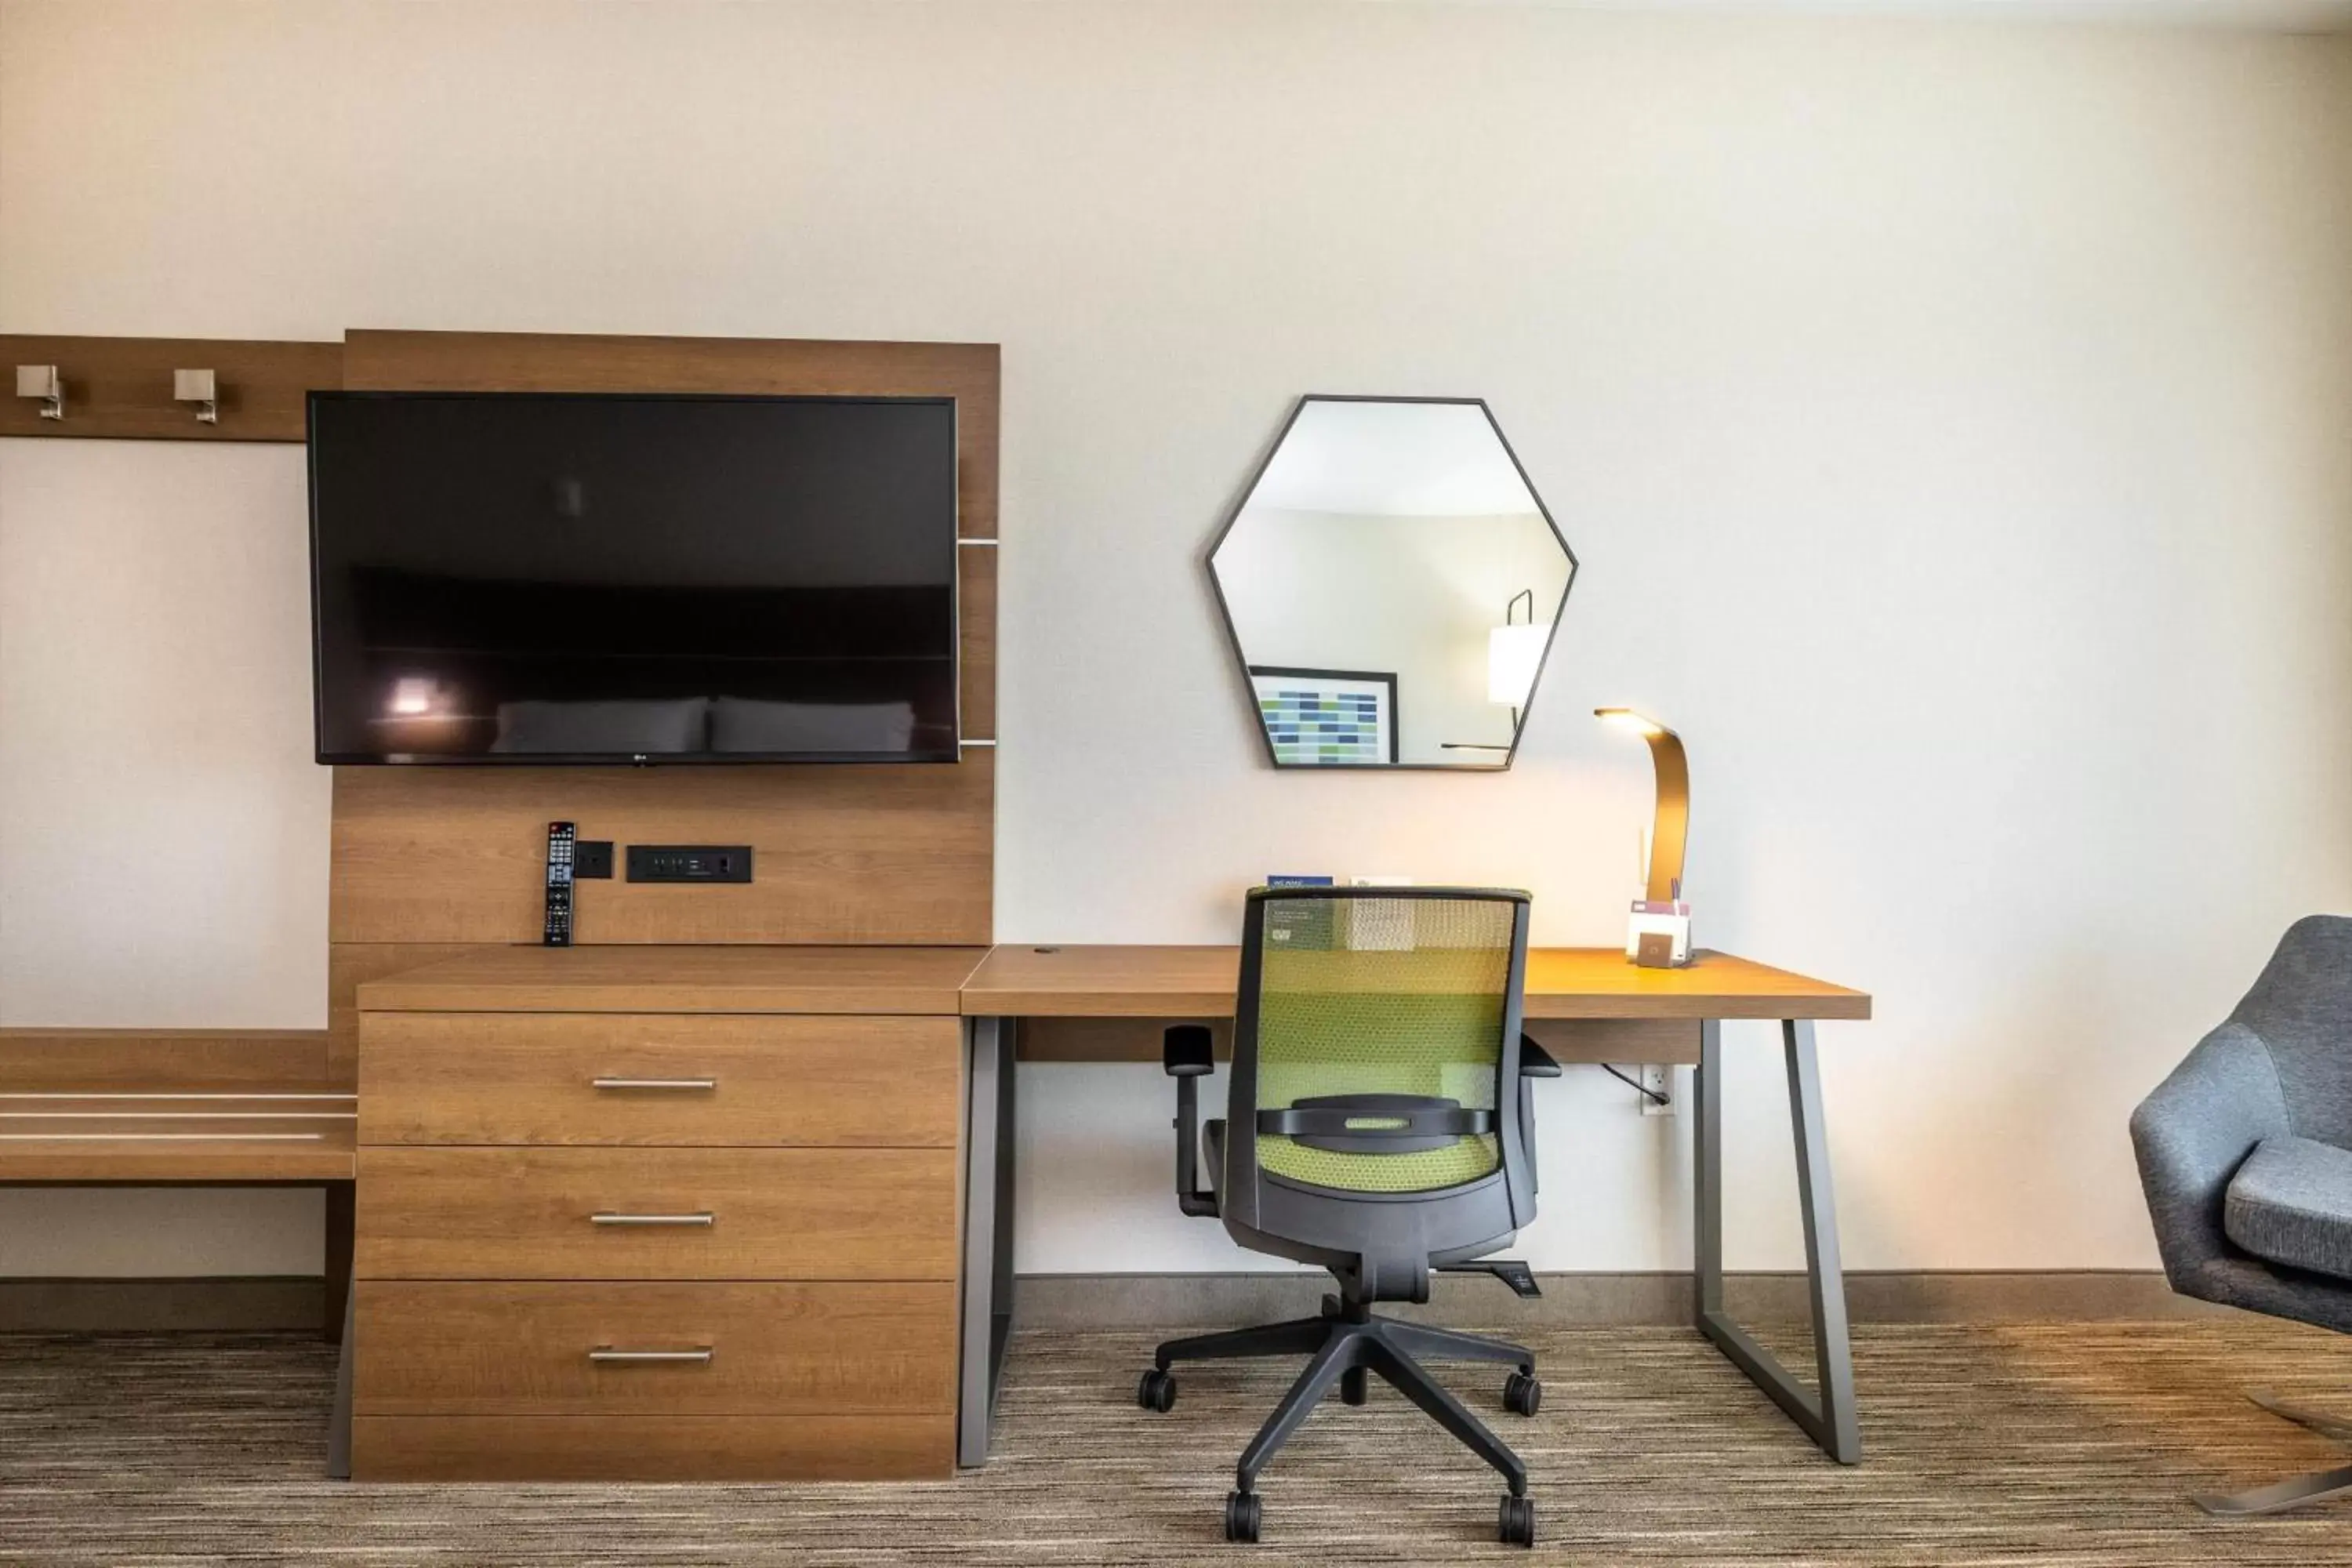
{"left": 1627, "top": 900, "right": 1692, "bottom": 968}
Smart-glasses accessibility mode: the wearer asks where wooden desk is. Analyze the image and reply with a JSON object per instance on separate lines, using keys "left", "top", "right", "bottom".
{"left": 330, "top": 940, "right": 1868, "bottom": 1481}
{"left": 953, "top": 943, "right": 1871, "bottom": 1472}
{"left": 961, "top": 944, "right": 1870, "bottom": 1022}
{"left": 964, "top": 945, "right": 1869, "bottom": 1063}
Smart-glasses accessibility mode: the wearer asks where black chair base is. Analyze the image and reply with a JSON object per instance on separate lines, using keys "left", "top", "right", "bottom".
{"left": 1138, "top": 1294, "right": 1540, "bottom": 1545}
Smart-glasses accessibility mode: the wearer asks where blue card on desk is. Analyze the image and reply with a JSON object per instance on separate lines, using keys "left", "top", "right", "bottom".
{"left": 1265, "top": 875, "right": 1335, "bottom": 949}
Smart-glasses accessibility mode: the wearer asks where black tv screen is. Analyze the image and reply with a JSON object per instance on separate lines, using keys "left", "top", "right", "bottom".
{"left": 308, "top": 391, "right": 960, "bottom": 764}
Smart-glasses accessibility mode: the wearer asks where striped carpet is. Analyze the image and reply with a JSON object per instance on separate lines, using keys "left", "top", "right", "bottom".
{"left": 3, "top": 1319, "right": 2351, "bottom": 1563}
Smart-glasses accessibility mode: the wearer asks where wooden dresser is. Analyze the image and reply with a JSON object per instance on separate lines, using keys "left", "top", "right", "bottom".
{"left": 348, "top": 945, "right": 985, "bottom": 1481}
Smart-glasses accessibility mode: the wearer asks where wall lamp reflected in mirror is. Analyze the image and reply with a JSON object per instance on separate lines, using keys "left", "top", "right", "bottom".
{"left": 15, "top": 364, "right": 62, "bottom": 420}
{"left": 1595, "top": 706, "right": 1692, "bottom": 968}
{"left": 1488, "top": 588, "right": 1546, "bottom": 726}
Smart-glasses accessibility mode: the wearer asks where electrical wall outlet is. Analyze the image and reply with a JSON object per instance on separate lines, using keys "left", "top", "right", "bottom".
{"left": 626, "top": 844, "right": 753, "bottom": 884}
{"left": 1640, "top": 1063, "right": 1675, "bottom": 1117}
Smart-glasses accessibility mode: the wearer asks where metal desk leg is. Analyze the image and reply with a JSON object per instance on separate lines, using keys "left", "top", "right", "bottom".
{"left": 1695, "top": 1017, "right": 1860, "bottom": 1464}
{"left": 324, "top": 1179, "right": 354, "bottom": 1343}
{"left": 957, "top": 1016, "right": 1017, "bottom": 1468}
{"left": 327, "top": 1263, "right": 355, "bottom": 1479}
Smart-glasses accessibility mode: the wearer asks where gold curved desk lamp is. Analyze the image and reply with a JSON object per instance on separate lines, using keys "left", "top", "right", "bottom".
{"left": 1595, "top": 707, "right": 1690, "bottom": 967}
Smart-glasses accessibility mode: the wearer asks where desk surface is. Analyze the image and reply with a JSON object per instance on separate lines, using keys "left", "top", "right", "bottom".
{"left": 354, "top": 942, "right": 1867, "bottom": 1023}
{"left": 959, "top": 945, "right": 1870, "bottom": 1022}
{"left": 358, "top": 944, "right": 989, "bottom": 1015}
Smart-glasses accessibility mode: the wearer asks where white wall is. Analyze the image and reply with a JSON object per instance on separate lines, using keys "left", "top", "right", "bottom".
{"left": 2, "top": 2, "right": 2349, "bottom": 1279}
{"left": 0, "top": 444, "right": 329, "bottom": 1025}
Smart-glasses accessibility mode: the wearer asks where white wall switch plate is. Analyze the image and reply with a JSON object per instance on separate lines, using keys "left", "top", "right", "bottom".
{"left": 1640, "top": 1062, "right": 1675, "bottom": 1116}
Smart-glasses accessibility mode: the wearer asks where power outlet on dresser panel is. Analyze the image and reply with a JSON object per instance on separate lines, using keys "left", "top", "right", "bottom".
{"left": 626, "top": 844, "right": 754, "bottom": 884}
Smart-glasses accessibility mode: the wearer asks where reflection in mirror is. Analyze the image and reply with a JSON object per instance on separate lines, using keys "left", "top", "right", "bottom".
{"left": 1209, "top": 397, "right": 1576, "bottom": 769}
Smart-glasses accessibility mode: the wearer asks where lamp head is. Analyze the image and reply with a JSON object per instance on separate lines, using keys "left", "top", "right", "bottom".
{"left": 1594, "top": 706, "right": 1671, "bottom": 740}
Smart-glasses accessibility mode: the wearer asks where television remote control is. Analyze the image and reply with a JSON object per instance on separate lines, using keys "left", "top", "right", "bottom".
{"left": 543, "top": 822, "right": 576, "bottom": 947}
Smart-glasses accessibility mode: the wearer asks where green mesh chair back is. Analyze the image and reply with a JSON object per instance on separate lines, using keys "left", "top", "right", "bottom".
{"left": 1243, "top": 890, "right": 1522, "bottom": 1196}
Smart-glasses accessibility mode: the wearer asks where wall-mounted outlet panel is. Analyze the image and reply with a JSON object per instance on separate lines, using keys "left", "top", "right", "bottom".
{"left": 626, "top": 844, "right": 753, "bottom": 884}
{"left": 1641, "top": 1062, "right": 1675, "bottom": 1116}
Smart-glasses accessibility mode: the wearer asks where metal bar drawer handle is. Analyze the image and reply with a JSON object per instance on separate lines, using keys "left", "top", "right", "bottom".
{"left": 591, "top": 1077, "right": 717, "bottom": 1091}
{"left": 590, "top": 1211, "right": 715, "bottom": 1226}
{"left": 588, "top": 1347, "right": 713, "bottom": 1365}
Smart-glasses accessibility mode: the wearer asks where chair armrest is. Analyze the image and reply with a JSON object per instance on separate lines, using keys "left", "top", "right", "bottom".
{"left": 1163, "top": 1025, "right": 1218, "bottom": 1218}
{"left": 1513, "top": 1035, "right": 1559, "bottom": 1202}
{"left": 1163, "top": 1025, "right": 1214, "bottom": 1079}
{"left": 2131, "top": 1022, "right": 2290, "bottom": 1294}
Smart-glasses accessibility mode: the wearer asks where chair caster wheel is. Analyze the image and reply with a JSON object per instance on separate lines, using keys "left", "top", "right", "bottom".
{"left": 1341, "top": 1367, "right": 1369, "bottom": 1405}
{"left": 1504, "top": 1371, "right": 1541, "bottom": 1417}
{"left": 1225, "top": 1490, "right": 1262, "bottom": 1542}
{"left": 1137, "top": 1369, "right": 1176, "bottom": 1412}
{"left": 1498, "top": 1494, "right": 1536, "bottom": 1547}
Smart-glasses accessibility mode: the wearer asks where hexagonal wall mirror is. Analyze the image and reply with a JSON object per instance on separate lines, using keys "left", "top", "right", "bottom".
{"left": 1208, "top": 396, "right": 1576, "bottom": 769}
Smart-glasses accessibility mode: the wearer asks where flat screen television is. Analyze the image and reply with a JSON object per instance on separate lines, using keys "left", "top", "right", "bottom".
{"left": 308, "top": 390, "right": 960, "bottom": 764}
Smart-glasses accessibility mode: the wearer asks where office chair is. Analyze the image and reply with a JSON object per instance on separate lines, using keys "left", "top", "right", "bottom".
{"left": 1138, "top": 885, "right": 1557, "bottom": 1546}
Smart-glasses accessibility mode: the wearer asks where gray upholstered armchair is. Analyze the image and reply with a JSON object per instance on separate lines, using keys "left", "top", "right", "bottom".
{"left": 2132, "top": 914, "right": 2352, "bottom": 1515}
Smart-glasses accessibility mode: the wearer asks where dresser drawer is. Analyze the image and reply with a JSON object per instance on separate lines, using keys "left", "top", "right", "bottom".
{"left": 354, "top": 1280, "right": 956, "bottom": 1415}
{"left": 350, "top": 1414, "right": 954, "bottom": 1482}
{"left": 358, "top": 1011, "right": 961, "bottom": 1147}
{"left": 356, "top": 1147, "right": 959, "bottom": 1279}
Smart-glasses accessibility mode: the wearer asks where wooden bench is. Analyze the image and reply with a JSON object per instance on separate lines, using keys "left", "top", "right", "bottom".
{"left": 0, "top": 1029, "right": 357, "bottom": 1338}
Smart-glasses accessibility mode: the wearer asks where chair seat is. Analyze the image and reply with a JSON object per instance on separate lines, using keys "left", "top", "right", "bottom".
{"left": 2227, "top": 1135, "right": 2352, "bottom": 1282}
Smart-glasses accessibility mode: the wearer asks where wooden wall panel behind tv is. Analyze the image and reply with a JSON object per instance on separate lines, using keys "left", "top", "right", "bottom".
{"left": 328, "top": 331, "right": 1000, "bottom": 1014}
{"left": 330, "top": 756, "right": 994, "bottom": 946}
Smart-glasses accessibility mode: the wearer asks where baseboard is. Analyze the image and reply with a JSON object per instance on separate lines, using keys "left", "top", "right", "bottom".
{"left": 1012, "top": 1270, "right": 2232, "bottom": 1329}
{"left": 0, "top": 1276, "right": 325, "bottom": 1332}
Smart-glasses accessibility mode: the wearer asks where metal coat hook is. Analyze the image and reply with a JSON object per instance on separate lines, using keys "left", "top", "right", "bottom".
{"left": 175, "top": 368, "right": 219, "bottom": 424}
{"left": 15, "top": 364, "right": 62, "bottom": 420}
